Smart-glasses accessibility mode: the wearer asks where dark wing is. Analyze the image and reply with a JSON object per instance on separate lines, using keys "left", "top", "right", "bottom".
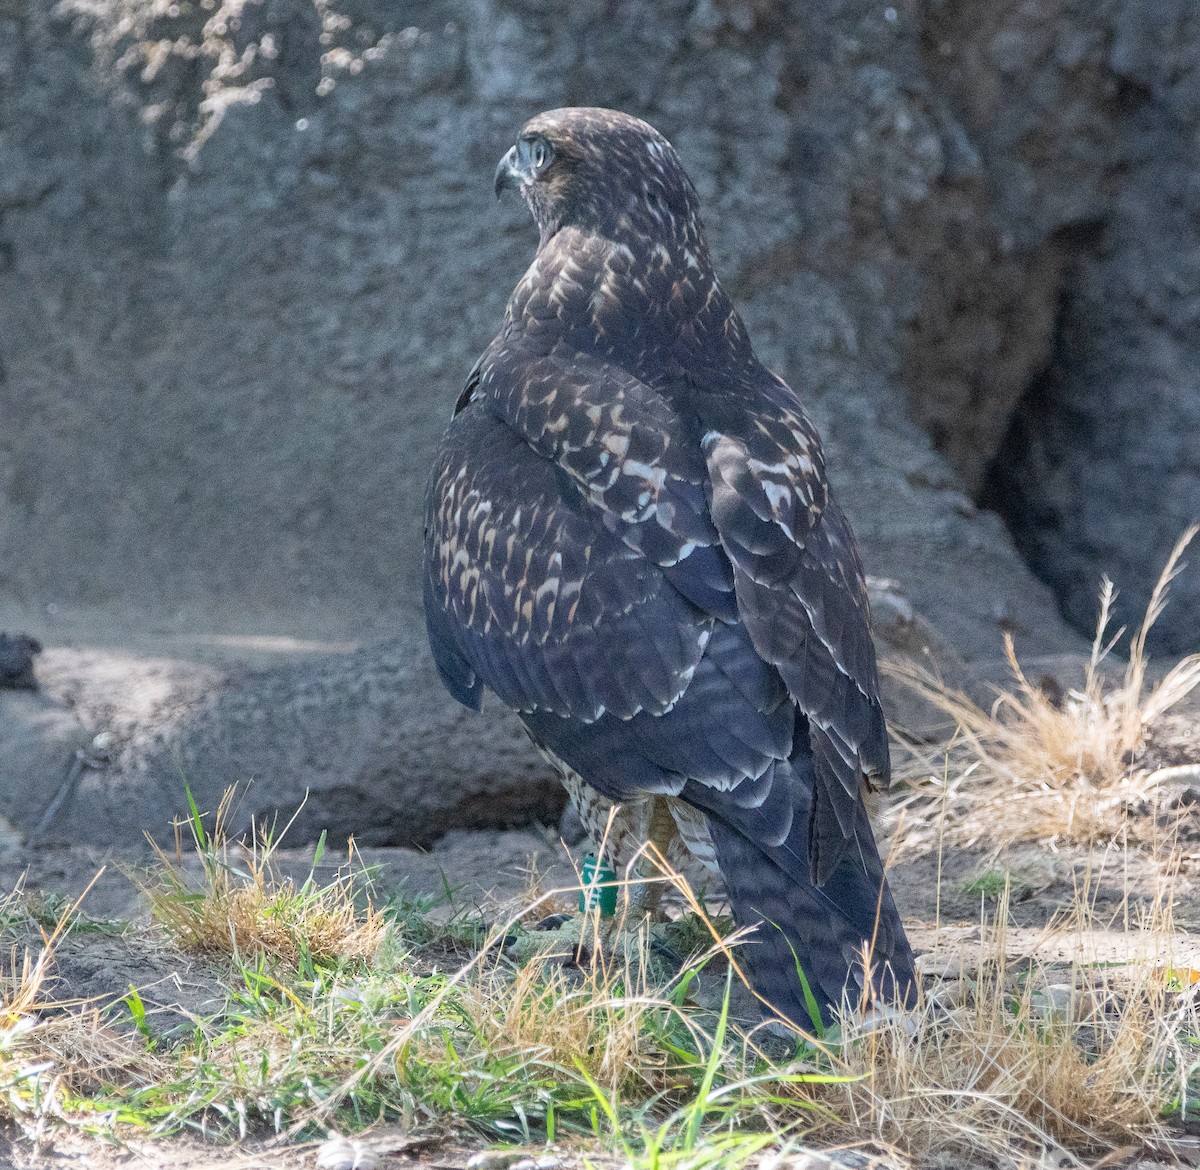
{"left": 697, "top": 371, "right": 889, "bottom": 883}
{"left": 424, "top": 403, "right": 710, "bottom": 734}
{"left": 473, "top": 343, "right": 737, "bottom": 620}
{"left": 423, "top": 341, "right": 790, "bottom": 804}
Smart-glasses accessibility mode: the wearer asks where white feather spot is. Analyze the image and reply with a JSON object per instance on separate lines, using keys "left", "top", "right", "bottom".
{"left": 761, "top": 481, "right": 791, "bottom": 513}
{"left": 623, "top": 459, "right": 667, "bottom": 489}
{"left": 747, "top": 458, "right": 793, "bottom": 477}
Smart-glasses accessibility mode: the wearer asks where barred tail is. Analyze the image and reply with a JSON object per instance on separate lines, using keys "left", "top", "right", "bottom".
{"left": 705, "top": 799, "right": 917, "bottom": 1029}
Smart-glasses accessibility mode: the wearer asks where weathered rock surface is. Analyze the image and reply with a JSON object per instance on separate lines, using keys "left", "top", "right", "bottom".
{"left": 0, "top": 0, "right": 1076, "bottom": 655}
{"left": 3, "top": 0, "right": 1196, "bottom": 845}
{"left": 7, "top": 629, "right": 561, "bottom": 849}
{"left": 939, "top": 0, "right": 1200, "bottom": 655}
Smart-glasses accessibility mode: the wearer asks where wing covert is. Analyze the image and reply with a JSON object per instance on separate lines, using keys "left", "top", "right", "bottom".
{"left": 474, "top": 342, "right": 738, "bottom": 621}
{"left": 698, "top": 374, "right": 889, "bottom": 882}
{"left": 424, "top": 403, "right": 714, "bottom": 725}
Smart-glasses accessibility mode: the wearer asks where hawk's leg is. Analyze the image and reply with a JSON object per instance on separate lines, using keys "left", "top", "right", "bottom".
{"left": 508, "top": 760, "right": 723, "bottom": 979}
{"left": 560, "top": 774, "right": 676, "bottom": 920}
{"left": 558, "top": 767, "right": 721, "bottom": 918}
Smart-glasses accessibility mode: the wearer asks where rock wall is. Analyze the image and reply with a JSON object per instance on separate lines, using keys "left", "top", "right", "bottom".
{"left": 0, "top": 0, "right": 1085, "bottom": 656}
{"left": 974, "top": 1, "right": 1200, "bottom": 654}
{"left": 2, "top": 0, "right": 1197, "bottom": 845}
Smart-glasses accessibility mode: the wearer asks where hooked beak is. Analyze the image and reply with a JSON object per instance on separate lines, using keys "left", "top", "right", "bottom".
{"left": 493, "top": 144, "right": 523, "bottom": 199}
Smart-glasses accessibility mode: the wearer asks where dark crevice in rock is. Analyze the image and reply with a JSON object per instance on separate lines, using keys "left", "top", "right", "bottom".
{"left": 978, "top": 362, "right": 1079, "bottom": 632}
{"left": 979, "top": 225, "right": 1200, "bottom": 659}
{"left": 920, "top": 0, "right": 1200, "bottom": 659}
{"left": 978, "top": 175, "right": 1200, "bottom": 654}
{"left": 1051, "top": 217, "right": 1108, "bottom": 253}
{"left": 977, "top": 216, "right": 1113, "bottom": 649}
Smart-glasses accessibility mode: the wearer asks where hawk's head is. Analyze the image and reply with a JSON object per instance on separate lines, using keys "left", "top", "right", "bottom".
{"left": 495, "top": 107, "right": 703, "bottom": 248}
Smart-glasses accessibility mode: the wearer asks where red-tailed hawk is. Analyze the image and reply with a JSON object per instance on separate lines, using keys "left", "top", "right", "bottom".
{"left": 423, "top": 107, "right": 916, "bottom": 1026}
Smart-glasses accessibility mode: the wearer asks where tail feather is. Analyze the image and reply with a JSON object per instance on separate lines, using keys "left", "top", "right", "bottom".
{"left": 704, "top": 798, "right": 917, "bottom": 1029}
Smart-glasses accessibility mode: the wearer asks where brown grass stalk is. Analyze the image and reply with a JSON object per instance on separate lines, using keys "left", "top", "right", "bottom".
{"left": 886, "top": 526, "right": 1200, "bottom": 848}
{"left": 781, "top": 851, "right": 1200, "bottom": 1166}
{"left": 0, "top": 875, "right": 166, "bottom": 1134}
{"left": 142, "top": 786, "right": 385, "bottom": 967}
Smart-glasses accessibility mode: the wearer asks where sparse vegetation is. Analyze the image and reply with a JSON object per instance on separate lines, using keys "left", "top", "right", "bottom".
{"left": 3, "top": 532, "right": 1200, "bottom": 1166}
{"left": 62, "top": 0, "right": 391, "bottom": 157}
{"left": 888, "top": 526, "right": 1200, "bottom": 849}
{"left": 961, "top": 869, "right": 1008, "bottom": 900}
{"left": 0, "top": 878, "right": 168, "bottom": 1136}
{"left": 141, "top": 785, "right": 384, "bottom": 967}
{"left": 0, "top": 797, "right": 1195, "bottom": 1169}
{"left": 808, "top": 862, "right": 1200, "bottom": 1162}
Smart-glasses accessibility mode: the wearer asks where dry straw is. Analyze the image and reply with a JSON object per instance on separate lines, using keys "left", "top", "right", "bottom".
{"left": 323, "top": 828, "right": 1200, "bottom": 1169}
{"left": 799, "top": 851, "right": 1200, "bottom": 1166}
{"left": 886, "top": 526, "right": 1200, "bottom": 848}
{"left": 0, "top": 875, "right": 165, "bottom": 1136}
{"left": 142, "top": 786, "right": 385, "bottom": 967}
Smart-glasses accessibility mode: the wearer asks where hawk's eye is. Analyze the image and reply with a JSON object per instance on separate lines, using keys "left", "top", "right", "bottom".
{"left": 532, "top": 139, "right": 550, "bottom": 171}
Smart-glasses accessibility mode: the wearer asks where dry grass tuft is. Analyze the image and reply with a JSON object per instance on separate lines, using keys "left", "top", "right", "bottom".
{"left": 428, "top": 840, "right": 777, "bottom": 1108}
{"left": 0, "top": 879, "right": 166, "bottom": 1134}
{"left": 319, "top": 838, "right": 771, "bottom": 1141}
{"left": 799, "top": 861, "right": 1200, "bottom": 1166}
{"left": 352, "top": 852, "right": 686, "bottom": 1103}
{"left": 444, "top": 923, "right": 666, "bottom": 1100}
{"left": 887, "top": 526, "right": 1200, "bottom": 847}
{"left": 142, "top": 786, "right": 384, "bottom": 967}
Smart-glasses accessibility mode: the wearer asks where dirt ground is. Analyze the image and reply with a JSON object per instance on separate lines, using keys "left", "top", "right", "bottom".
{"left": 0, "top": 608, "right": 1198, "bottom": 1170}
{"left": 0, "top": 800, "right": 1196, "bottom": 1169}
{"left": 0, "top": 1131, "right": 900, "bottom": 1170}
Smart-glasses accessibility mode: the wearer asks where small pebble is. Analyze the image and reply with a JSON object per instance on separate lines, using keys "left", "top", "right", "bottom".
{"left": 466, "top": 1152, "right": 559, "bottom": 1170}
{"left": 1029, "top": 983, "right": 1074, "bottom": 1021}
{"left": 316, "top": 1137, "right": 380, "bottom": 1170}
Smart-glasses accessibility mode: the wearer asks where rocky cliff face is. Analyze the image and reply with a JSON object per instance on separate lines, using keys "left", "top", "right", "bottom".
{"left": 972, "top": 1, "right": 1200, "bottom": 655}
{"left": 0, "top": 0, "right": 1085, "bottom": 652}
{"left": 0, "top": 0, "right": 1195, "bottom": 845}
